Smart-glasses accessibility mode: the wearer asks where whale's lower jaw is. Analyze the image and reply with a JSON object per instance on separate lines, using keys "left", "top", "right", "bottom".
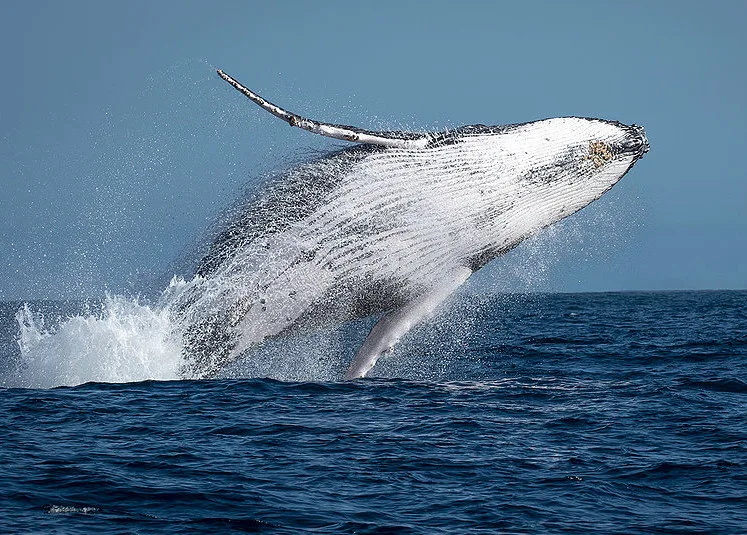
{"left": 175, "top": 110, "right": 647, "bottom": 379}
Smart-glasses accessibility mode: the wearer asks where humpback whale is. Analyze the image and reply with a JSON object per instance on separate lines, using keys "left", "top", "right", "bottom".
{"left": 173, "top": 69, "right": 649, "bottom": 380}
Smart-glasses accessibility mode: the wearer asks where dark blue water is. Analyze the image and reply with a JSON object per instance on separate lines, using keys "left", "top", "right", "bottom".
{"left": 1, "top": 291, "right": 746, "bottom": 533}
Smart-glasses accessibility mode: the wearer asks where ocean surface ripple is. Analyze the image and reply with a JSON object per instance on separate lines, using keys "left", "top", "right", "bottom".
{"left": 1, "top": 291, "right": 745, "bottom": 534}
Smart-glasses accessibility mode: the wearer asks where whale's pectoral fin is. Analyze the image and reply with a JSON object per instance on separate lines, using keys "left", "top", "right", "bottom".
{"left": 217, "top": 69, "right": 430, "bottom": 149}
{"left": 344, "top": 266, "right": 473, "bottom": 380}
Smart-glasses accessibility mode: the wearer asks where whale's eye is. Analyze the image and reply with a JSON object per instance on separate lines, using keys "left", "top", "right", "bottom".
{"left": 588, "top": 141, "right": 614, "bottom": 168}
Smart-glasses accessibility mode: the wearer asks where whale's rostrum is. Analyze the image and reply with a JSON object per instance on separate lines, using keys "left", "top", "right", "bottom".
{"left": 172, "top": 70, "right": 649, "bottom": 380}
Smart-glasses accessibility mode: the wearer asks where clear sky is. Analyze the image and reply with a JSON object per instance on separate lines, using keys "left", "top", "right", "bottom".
{"left": 1, "top": 0, "right": 745, "bottom": 299}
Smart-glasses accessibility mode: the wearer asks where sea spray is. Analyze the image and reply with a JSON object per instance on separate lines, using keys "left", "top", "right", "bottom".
{"left": 12, "top": 294, "right": 182, "bottom": 388}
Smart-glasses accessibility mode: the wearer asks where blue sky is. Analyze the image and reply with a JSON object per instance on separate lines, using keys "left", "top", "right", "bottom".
{"left": 1, "top": 1, "right": 745, "bottom": 299}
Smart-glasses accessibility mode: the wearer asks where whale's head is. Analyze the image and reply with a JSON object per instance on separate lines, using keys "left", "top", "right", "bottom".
{"left": 534, "top": 117, "right": 646, "bottom": 217}
{"left": 455, "top": 117, "right": 648, "bottom": 266}
{"left": 491, "top": 116, "right": 648, "bottom": 222}
{"left": 561, "top": 117, "right": 649, "bottom": 189}
{"left": 499, "top": 116, "right": 649, "bottom": 196}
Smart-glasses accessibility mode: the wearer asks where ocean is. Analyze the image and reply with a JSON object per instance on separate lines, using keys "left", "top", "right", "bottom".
{"left": 1, "top": 290, "right": 745, "bottom": 533}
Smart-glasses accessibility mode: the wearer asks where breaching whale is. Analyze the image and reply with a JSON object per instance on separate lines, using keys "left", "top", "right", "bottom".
{"left": 172, "top": 69, "right": 649, "bottom": 380}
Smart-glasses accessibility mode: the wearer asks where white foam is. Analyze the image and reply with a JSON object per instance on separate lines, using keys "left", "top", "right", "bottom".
{"left": 47, "top": 505, "right": 99, "bottom": 514}
{"left": 12, "top": 294, "right": 183, "bottom": 388}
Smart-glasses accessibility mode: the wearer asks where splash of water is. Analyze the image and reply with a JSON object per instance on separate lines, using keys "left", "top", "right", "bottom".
{"left": 11, "top": 293, "right": 182, "bottom": 388}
